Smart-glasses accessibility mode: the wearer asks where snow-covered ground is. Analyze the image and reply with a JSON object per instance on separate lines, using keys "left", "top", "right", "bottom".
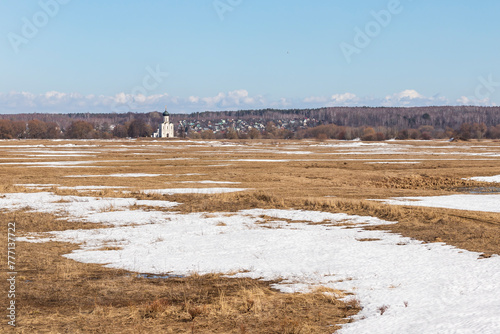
{"left": 0, "top": 192, "right": 178, "bottom": 219}
{"left": 178, "top": 180, "right": 241, "bottom": 184}
{"left": 235, "top": 159, "right": 290, "bottom": 162}
{"left": 142, "top": 188, "right": 247, "bottom": 195}
{"left": 14, "top": 184, "right": 59, "bottom": 189}
{"left": 14, "top": 184, "right": 130, "bottom": 192}
{"left": 2, "top": 140, "right": 500, "bottom": 332}
{"left": 10, "top": 149, "right": 100, "bottom": 155}
{"left": 57, "top": 186, "right": 129, "bottom": 191}
{"left": 365, "top": 161, "right": 421, "bottom": 164}
{"left": 466, "top": 175, "right": 500, "bottom": 183}
{"left": 65, "top": 173, "right": 166, "bottom": 178}
{"left": 0, "top": 161, "right": 97, "bottom": 166}
{"left": 374, "top": 194, "right": 500, "bottom": 213}
{"left": 4, "top": 192, "right": 498, "bottom": 334}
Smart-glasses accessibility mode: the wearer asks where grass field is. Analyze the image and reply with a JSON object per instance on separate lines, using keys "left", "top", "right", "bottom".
{"left": 1, "top": 138, "right": 499, "bottom": 333}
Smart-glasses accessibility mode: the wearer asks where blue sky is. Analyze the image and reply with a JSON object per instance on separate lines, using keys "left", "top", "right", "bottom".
{"left": 1, "top": 0, "right": 499, "bottom": 114}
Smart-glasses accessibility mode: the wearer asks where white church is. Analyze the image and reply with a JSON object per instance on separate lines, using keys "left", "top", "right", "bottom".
{"left": 152, "top": 107, "right": 175, "bottom": 138}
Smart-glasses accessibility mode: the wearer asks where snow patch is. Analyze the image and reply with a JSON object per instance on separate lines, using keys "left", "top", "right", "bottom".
{"left": 65, "top": 173, "right": 166, "bottom": 178}
{"left": 178, "top": 181, "right": 241, "bottom": 184}
{"left": 6, "top": 192, "right": 498, "bottom": 334}
{"left": 142, "top": 188, "right": 247, "bottom": 195}
{"left": 373, "top": 194, "right": 500, "bottom": 213}
{"left": 466, "top": 175, "right": 500, "bottom": 183}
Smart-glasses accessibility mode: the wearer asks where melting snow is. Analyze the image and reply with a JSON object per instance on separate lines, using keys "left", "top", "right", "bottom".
{"left": 14, "top": 184, "right": 59, "bottom": 188}
{"left": 57, "top": 186, "right": 128, "bottom": 191}
{"left": 0, "top": 161, "right": 97, "bottom": 166}
{"left": 65, "top": 173, "right": 166, "bottom": 178}
{"left": 235, "top": 159, "right": 290, "bottom": 162}
{"left": 466, "top": 175, "right": 500, "bottom": 183}
{"left": 6, "top": 191, "right": 498, "bottom": 334}
{"left": 0, "top": 192, "right": 178, "bottom": 220}
{"left": 366, "top": 161, "right": 421, "bottom": 164}
{"left": 0, "top": 191, "right": 496, "bottom": 333}
{"left": 142, "top": 188, "right": 247, "bottom": 195}
{"left": 178, "top": 181, "right": 241, "bottom": 184}
{"left": 374, "top": 194, "right": 500, "bottom": 213}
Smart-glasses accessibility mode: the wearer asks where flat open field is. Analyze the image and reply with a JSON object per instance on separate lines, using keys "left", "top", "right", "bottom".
{"left": 1, "top": 139, "right": 500, "bottom": 333}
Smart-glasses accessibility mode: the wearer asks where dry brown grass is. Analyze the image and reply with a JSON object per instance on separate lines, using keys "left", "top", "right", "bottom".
{"left": 298, "top": 197, "right": 500, "bottom": 256}
{"left": 2, "top": 139, "right": 499, "bottom": 253}
{"left": 0, "top": 211, "right": 359, "bottom": 333}
{"left": 1, "top": 138, "right": 500, "bottom": 332}
{"left": 374, "top": 174, "right": 494, "bottom": 191}
{"left": 159, "top": 191, "right": 500, "bottom": 255}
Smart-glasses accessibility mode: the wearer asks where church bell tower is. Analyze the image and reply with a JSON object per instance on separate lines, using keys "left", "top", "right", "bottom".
{"left": 163, "top": 106, "right": 170, "bottom": 123}
{"left": 153, "top": 106, "right": 175, "bottom": 138}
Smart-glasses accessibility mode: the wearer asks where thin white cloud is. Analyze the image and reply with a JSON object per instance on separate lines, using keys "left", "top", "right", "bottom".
{"left": 303, "top": 96, "right": 328, "bottom": 103}
{"left": 269, "top": 97, "right": 292, "bottom": 108}
{"left": 0, "top": 90, "right": 272, "bottom": 114}
{"left": 388, "top": 89, "right": 424, "bottom": 100}
{"left": 456, "top": 96, "right": 497, "bottom": 106}
{"left": 303, "top": 90, "right": 447, "bottom": 108}
{"left": 0, "top": 89, "right": 495, "bottom": 114}
{"left": 188, "top": 96, "right": 200, "bottom": 103}
{"left": 383, "top": 89, "right": 429, "bottom": 107}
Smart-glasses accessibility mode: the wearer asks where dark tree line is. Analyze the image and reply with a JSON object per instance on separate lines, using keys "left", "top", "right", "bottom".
{"left": 186, "top": 123, "right": 500, "bottom": 141}
{"left": 183, "top": 106, "right": 500, "bottom": 129}
{"left": 0, "top": 118, "right": 156, "bottom": 139}
{"left": 0, "top": 106, "right": 499, "bottom": 140}
{"left": 297, "top": 123, "right": 500, "bottom": 141}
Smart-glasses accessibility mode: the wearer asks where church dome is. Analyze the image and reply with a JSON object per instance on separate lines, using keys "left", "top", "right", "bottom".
{"left": 163, "top": 107, "right": 169, "bottom": 116}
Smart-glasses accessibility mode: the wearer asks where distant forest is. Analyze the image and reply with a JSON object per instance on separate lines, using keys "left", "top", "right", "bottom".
{"left": 1, "top": 106, "right": 500, "bottom": 140}
{"left": 188, "top": 106, "right": 500, "bottom": 127}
